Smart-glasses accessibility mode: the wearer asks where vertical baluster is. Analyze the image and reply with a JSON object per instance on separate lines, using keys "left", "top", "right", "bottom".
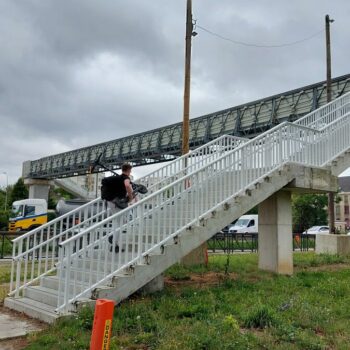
{"left": 44, "top": 226, "right": 50, "bottom": 273}
{"left": 9, "top": 242, "right": 16, "bottom": 293}
{"left": 30, "top": 234, "right": 35, "bottom": 283}
{"left": 37, "top": 229, "right": 44, "bottom": 278}
{"left": 15, "top": 239, "right": 23, "bottom": 297}
{"left": 139, "top": 201, "right": 145, "bottom": 263}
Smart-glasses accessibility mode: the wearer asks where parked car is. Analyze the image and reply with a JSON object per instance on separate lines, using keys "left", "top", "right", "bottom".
{"left": 302, "top": 226, "right": 329, "bottom": 234}
{"left": 222, "top": 224, "right": 235, "bottom": 234}
{"left": 228, "top": 215, "right": 258, "bottom": 234}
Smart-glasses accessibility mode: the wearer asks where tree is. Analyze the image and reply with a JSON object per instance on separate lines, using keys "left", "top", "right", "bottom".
{"left": 10, "top": 178, "right": 29, "bottom": 204}
{"left": 292, "top": 193, "right": 328, "bottom": 233}
{"left": 0, "top": 189, "right": 6, "bottom": 210}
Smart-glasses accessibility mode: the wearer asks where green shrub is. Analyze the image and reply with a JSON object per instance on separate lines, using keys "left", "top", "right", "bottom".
{"left": 243, "top": 304, "right": 277, "bottom": 329}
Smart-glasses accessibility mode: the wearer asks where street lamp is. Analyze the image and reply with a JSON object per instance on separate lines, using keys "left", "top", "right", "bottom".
{"left": 2, "top": 172, "right": 8, "bottom": 211}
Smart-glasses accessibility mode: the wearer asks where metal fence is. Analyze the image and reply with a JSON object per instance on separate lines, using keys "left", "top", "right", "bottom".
{"left": 207, "top": 233, "right": 315, "bottom": 253}
{"left": 1, "top": 231, "right": 316, "bottom": 259}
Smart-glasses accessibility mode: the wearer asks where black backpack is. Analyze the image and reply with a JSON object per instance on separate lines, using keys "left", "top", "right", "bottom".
{"left": 101, "top": 175, "right": 121, "bottom": 201}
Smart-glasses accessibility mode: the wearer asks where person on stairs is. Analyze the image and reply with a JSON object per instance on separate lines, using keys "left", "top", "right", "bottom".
{"left": 107, "top": 163, "right": 134, "bottom": 253}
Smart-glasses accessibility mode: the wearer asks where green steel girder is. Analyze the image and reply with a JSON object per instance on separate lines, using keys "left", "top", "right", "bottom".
{"left": 25, "top": 74, "right": 350, "bottom": 179}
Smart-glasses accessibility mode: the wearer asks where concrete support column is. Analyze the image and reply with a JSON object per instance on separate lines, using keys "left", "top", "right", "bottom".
{"left": 258, "top": 190, "right": 293, "bottom": 275}
{"left": 24, "top": 178, "right": 52, "bottom": 202}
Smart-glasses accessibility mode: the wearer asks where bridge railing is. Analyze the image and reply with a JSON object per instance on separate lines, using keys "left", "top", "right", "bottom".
{"left": 56, "top": 94, "right": 350, "bottom": 313}
{"left": 135, "top": 134, "right": 247, "bottom": 193}
{"left": 8, "top": 135, "right": 246, "bottom": 298}
{"left": 295, "top": 92, "right": 350, "bottom": 130}
{"left": 8, "top": 197, "right": 107, "bottom": 297}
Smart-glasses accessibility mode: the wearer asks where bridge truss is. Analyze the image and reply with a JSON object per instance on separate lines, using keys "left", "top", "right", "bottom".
{"left": 25, "top": 74, "right": 350, "bottom": 179}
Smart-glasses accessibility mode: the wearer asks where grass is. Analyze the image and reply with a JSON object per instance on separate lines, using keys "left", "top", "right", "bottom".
{"left": 3, "top": 252, "right": 350, "bottom": 349}
{"left": 0, "top": 261, "right": 12, "bottom": 302}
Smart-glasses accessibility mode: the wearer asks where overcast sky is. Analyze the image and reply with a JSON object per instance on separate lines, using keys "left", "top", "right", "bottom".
{"left": 1, "top": 0, "right": 350, "bottom": 186}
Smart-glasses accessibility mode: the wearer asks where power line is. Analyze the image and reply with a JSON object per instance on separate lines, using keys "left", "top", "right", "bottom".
{"left": 195, "top": 24, "right": 324, "bottom": 48}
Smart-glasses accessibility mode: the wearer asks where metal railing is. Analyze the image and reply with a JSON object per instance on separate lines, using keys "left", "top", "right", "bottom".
{"left": 8, "top": 135, "right": 247, "bottom": 298}
{"left": 135, "top": 135, "right": 247, "bottom": 193}
{"left": 56, "top": 92, "right": 350, "bottom": 313}
{"left": 295, "top": 92, "right": 350, "bottom": 130}
{"left": 207, "top": 232, "right": 315, "bottom": 253}
{"left": 9, "top": 198, "right": 108, "bottom": 297}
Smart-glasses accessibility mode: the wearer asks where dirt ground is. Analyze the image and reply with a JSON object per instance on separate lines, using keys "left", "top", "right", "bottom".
{"left": 0, "top": 336, "right": 29, "bottom": 350}
{"left": 165, "top": 271, "right": 237, "bottom": 288}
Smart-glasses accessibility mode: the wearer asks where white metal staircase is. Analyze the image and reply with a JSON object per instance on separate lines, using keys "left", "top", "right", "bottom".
{"left": 4, "top": 135, "right": 247, "bottom": 322}
{"left": 5, "top": 92, "right": 350, "bottom": 323}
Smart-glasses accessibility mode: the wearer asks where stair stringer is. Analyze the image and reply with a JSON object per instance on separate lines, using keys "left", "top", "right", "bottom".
{"left": 89, "top": 164, "right": 297, "bottom": 304}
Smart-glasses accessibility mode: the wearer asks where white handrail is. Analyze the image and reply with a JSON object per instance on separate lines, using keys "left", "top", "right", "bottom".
{"left": 56, "top": 93, "right": 350, "bottom": 312}
{"left": 8, "top": 135, "right": 246, "bottom": 297}
{"left": 134, "top": 134, "right": 247, "bottom": 193}
{"left": 295, "top": 92, "right": 350, "bottom": 129}
{"left": 9, "top": 197, "right": 108, "bottom": 296}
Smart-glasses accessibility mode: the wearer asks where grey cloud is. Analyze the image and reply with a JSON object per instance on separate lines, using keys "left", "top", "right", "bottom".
{"left": 0, "top": 0, "right": 349, "bottom": 185}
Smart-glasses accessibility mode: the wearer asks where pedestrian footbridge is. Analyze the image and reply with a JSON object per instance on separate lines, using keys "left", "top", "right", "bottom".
{"left": 5, "top": 93, "right": 350, "bottom": 323}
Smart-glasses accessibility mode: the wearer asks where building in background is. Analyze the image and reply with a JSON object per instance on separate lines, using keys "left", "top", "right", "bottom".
{"left": 335, "top": 176, "right": 350, "bottom": 231}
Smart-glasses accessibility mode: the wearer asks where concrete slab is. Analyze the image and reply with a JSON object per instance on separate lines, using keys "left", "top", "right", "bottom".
{"left": 0, "top": 307, "right": 44, "bottom": 340}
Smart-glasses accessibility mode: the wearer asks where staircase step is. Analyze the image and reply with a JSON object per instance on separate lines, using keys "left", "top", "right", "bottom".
{"left": 41, "top": 275, "right": 90, "bottom": 294}
{"left": 24, "top": 285, "right": 59, "bottom": 307}
{"left": 4, "top": 296, "right": 59, "bottom": 324}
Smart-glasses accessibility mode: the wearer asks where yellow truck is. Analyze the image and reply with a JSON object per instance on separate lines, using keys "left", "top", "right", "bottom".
{"left": 8, "top": 199, "right": 48, "bottom": 232}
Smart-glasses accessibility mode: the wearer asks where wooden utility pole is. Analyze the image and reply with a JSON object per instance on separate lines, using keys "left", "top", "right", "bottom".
{"left": 182, "top": 0, "right": 193, "bottom": 158}
{"left": 326, "top": 14, "right": 335, "bottom": 233}
{"left": 181, "top": 0, "right": 207, "bottom": 266}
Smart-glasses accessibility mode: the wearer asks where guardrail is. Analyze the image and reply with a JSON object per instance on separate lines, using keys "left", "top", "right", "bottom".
{"left": 8, "top": 135, "right": 247, "bottom": 298}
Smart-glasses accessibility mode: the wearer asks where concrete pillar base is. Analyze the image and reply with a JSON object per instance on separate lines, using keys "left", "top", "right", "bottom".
{"left": 24, "top": 178, "right": 53, "bottom": 202}
{"left": 140, "top": 274, "right": 164, "bottom": 294}
{"left": 258, "top": 190, "right": 293, "bottom": 275}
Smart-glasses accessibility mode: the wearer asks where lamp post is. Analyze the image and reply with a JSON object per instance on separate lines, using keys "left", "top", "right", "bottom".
{"left": 2, "top": 172, "right": 8, "bottom": 211}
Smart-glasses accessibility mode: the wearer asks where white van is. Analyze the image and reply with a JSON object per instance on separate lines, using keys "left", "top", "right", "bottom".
{"left": 228, "top": 215, "right": 258, "bottom": 234}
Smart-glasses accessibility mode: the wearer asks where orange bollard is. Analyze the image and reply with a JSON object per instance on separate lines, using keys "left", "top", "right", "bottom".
{"left": 204, "top": 248, "right": 209, "bottom": 267}
{"left": 90, "top": 299, "right": 115, "bottom": 350}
